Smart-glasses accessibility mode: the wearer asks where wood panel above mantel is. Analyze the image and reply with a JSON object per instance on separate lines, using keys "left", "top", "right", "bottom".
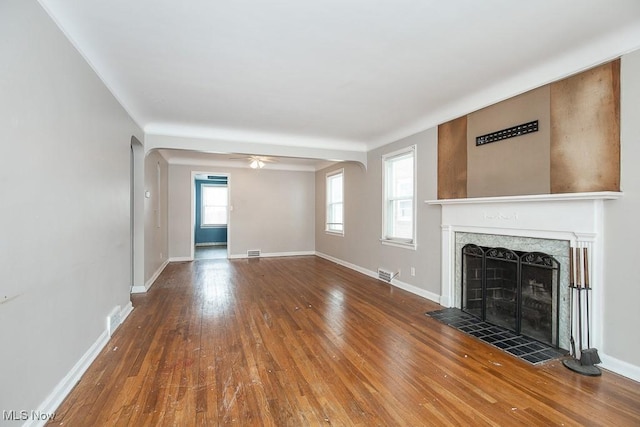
{"left": 550, "top": 60, "right": 620, "bottom": 193}
{"left": 437, "top": 116, "right": 467, "bottom": 199}
{"left": 437, "top": 59, "right": 620, "bottom": 199}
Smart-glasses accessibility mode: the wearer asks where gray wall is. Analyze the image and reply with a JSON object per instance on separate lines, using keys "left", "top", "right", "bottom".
{"left": 144, "top": 150, "right": 169, "bottom": 283}
{"left": 169, "top": 165, "right": 315, "bottom": 259}
{"left": 467, "top": 85, "right": 551, "bottom": 197}
{"left": 604, "top": 49, "right": 640, "bottom": 368}
{"left": 0, "top": 0, "right": 143, "bottom": 418}
{"left": 316, "top": 50, "right": 640, "bottom": 375}
{"left": 315, "top": 129, "right": 442, "bottom": 299}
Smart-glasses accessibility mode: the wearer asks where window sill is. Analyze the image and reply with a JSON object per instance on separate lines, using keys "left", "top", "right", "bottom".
{"left": 201, "top": 224, "right": 228, "bottom": 228}
{"left": 325, "top": 230, "right": 344, "bottom": 237}
{"left": 380, "top": 238, "right": 416, "bottom": 250}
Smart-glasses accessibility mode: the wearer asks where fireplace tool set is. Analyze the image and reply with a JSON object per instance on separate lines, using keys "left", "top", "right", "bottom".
{"left": 563, "top": 247, "right": 601, "bottom": 376}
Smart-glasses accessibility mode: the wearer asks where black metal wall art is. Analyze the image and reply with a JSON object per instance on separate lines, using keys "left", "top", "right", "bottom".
{"left": 476, "top": 120, "right": 539, "bottom": 146}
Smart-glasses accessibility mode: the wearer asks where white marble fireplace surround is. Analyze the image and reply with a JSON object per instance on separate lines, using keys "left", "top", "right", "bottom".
{"left": 426, "top": 192, "right": 622, "bottom": 356}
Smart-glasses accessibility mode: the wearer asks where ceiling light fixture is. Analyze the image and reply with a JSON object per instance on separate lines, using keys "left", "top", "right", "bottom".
{"left": 249, "top": 159, "right": 265, "bottom": 169}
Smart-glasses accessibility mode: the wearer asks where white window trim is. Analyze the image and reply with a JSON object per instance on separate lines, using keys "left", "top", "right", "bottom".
{"left": 201, "top": 183, "right": 228, "bottom": 228}
{"left": 381, "top": 145, "right": 417, "bottom": 250}
{"left": 325, "top": 168, "right": 344, "bottom": 236}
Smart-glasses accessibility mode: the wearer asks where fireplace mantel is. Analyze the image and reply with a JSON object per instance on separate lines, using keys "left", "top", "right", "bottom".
{"left": 425, "top": 191, "right": 622, "bottom": 357}
{"left": 425, "top": 191, "right": 622, "bottom": 206}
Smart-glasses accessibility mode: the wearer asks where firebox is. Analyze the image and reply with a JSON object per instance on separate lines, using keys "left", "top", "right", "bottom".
{"left": 462, "top": 244, "right": 560, "bottom": 347}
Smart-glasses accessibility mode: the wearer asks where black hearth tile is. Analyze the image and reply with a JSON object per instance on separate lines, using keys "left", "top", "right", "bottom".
{"left": 511, "top": 337, "right": 532, "bottom": 346}
{"left": 521, "top": 344, "right": 544, "bottom": 353}
{"left": 494, "top": 341, "right": 512, "bottom": 349}
{"left": 432, "top": 315, "right": 455, "bottom": 323}
{"left": 464, "top": 324, "right": 485, "bottom": 332}
{"left": 523, "top": 342, "right": 549, "bottom": 352}
{"left": 507, "top": 346, "right": 530, "bottom": 356}
{"left": 481, "top": 335, "right": 501, "bottom": 343}
{"left": 522, "top": 353, "right": 547, "bottom": 364}
{"left": 450, "top": 320, "right": 473, "bottom": 328}
{"left": 493, "top": 333, "right": 515, "bottom": 341}
{"left": 503, "top": 339, "right": 523, "bottom": 347}
{"left": 426, "top": 308, "right": 562, "bottom": 365}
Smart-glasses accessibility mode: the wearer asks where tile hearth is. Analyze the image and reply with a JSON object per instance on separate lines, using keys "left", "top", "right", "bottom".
{"left": 427, "top": 308, "right": 566, "bottom": 365}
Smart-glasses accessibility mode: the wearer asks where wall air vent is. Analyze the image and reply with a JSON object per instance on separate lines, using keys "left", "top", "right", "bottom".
{"left": 107, "top": 306, "right": 121, "bottom": 337}
{"left": 247, "top": 249, "right": 261, "bottom": 258}
{"left": 377, "top": 268, "right": 393, "bottom": 282}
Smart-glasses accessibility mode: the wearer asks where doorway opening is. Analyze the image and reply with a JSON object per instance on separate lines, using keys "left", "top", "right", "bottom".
{"left": 192, "top": 172, "right": 229, "bottom": 260}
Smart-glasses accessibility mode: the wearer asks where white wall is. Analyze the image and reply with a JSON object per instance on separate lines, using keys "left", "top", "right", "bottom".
{"left": 0, "top": 0, "right": 142, "bottom": 420}
{"left": 603, "top": 49, "right": 640, "bottom": 371}
{"left": 315, "top": 129, "right": 442, "bottom": 301}
{"left": 169, "top": 164, "right": 315, "bottom": 259}
{"left": 144, "top": 150, "right": 169, "bottom": 284}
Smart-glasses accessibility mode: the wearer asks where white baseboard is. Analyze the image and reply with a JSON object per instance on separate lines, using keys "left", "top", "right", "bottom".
{"left": 390, "top": 277, "right": 442, "bottom": 304}
{"left": 315, "top": 252, "right": 441, "bottom": 304}
{"left": 120, "top": 301, "right": 134, "bottom": 323}
{"left": 169, "top": 256, "right": 193, "bottom": 262}
{"left": 195, "top": 242, "right": 227, "bottom": 247}
{"left": 28, "top": 300, "right": 136, "bottom": 426}
{"left": 315, "top": 251, "right": 378, "bottom": 279}
{"left": 228, "top": 250, "right": 315, "bottom": 259}
{"left": 600, "top": 352, "right": 640, "bottom": 383}
{"left": 27, "top": 330, "right": 110, "bottom": 427}
{"left": 131, "top": 259, "right": 169, "bottom": 294}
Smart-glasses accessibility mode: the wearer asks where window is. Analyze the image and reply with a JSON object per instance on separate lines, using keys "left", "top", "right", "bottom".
{"left": 326, "top": 169, "right": 344, "bottom": 234}
{"left": 382, "top": 146, "right": 416, "bottom": 248}
{"left": 201, "top": 184, "right": 228, "bottom": 226}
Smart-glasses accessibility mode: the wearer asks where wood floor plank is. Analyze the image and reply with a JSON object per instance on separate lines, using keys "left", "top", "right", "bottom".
{"left": 48, "top": 256, "right": 640, "bottom": 426}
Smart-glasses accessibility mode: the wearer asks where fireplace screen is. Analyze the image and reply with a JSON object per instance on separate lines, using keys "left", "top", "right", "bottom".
{"left": 461, "top": 244, "right": 560, "bottom": 347}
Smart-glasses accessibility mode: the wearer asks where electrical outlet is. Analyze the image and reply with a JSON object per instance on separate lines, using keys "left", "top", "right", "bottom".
{"left": 411, "top": 267, "right": 416, "bottom": 276}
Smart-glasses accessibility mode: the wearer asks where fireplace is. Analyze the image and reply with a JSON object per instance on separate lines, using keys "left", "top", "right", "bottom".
{"left": 462, "top": 244, "right": 560, "bottom": 347}
{"left": 426, "top": 191, "right": 622, "bottom": 359}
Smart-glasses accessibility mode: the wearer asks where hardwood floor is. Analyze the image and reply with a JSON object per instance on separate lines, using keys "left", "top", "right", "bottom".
{"left": 49, "top": 256, "right": 640, "bottom": 426}
{"left": 194, "top": 245, "right": 228, "bottom": 260}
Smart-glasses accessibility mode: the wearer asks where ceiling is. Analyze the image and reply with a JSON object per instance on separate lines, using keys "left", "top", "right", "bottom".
{"left": 39, "top": 0, "right": 640, "bottom": 159}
